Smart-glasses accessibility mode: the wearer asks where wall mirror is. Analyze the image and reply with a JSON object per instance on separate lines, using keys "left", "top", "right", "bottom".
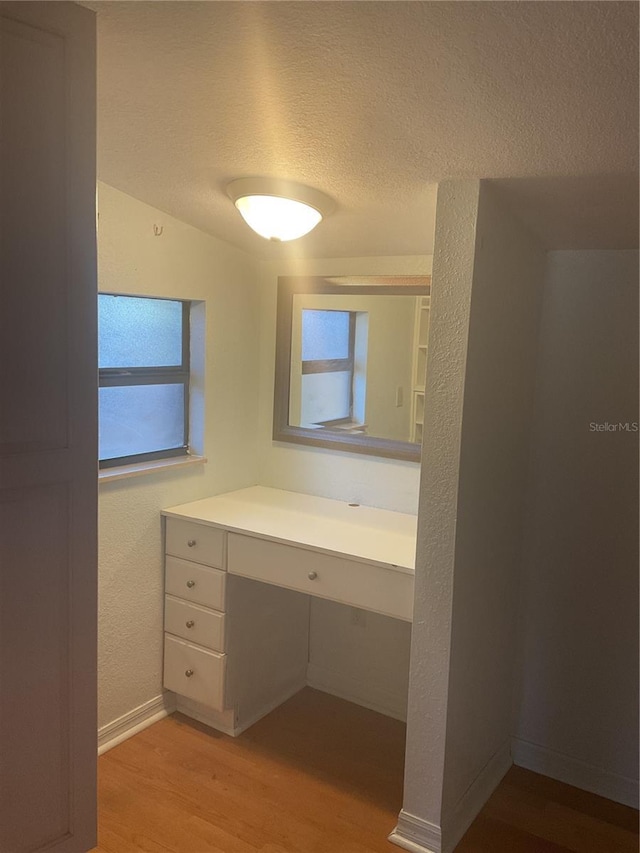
{"left": 274, "top": 275, "right": 431, "bottom": 462}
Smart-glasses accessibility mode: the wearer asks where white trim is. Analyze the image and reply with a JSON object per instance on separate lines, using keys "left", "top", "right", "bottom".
{"left": 98, "top": 693, "right": 176, "bottom": 755}
{"left": 99, "top": 455, "right": 207, "bottom": 484}
{"left": 390, "top": 741, "right": 512, "bottom": 853}
{"left": 441, "top": 739, "right": 512, "bottom": 852}
{"left": 389, "top": 810, "right": 441, "bottom": 853}
{"left": 306, "top": 662, "right": 407, "bottom": 722}
{"left": 512, "top": 737, "right": 639, "bottom": 809}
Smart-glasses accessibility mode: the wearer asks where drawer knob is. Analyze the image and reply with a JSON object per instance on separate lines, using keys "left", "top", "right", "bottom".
{"left": 185, "top": 620, "right": 195, "bottom": 628}
{"left": 308, "top": 571, "right": 318, "bottom": 580}
{"left": 187, "top": 539, "right": 197, "bottom": 547}
{"left": 186, "top": 580, "right": 196, "bottom": 588}
{"left": 185, "top": 669, "right": 194, "bottom": 678}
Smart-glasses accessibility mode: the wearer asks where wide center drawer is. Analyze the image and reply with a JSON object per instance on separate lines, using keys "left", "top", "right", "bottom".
{"left": 227, "top": 533, "right": 414, "bottom": 621}
{"left": 165, "top": 556, "right": 226, "bottom": 609}
{"left": 164, "top": 595, "right": 225, "bottom": 651}
{"left": 165, "top": 517, "right": 225, "bottom": 568}
{"left": 163, "top": 635, "right": 226, "bottom": 711}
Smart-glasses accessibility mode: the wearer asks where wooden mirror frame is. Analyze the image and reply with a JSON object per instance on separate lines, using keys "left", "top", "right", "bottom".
{"left": 273, "top": 275, "right": 431, "bottom": 462}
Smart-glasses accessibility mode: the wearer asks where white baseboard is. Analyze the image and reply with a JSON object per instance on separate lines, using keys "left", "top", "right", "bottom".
{"left": 512, "top": 737, "right": 639, "bottom": 809}
{"left": 307, "top": 662, "right": 407, "bottom": 722}
{"left": 98, "top": 692, "right": 176, "bottom": 755}
{"left": 442, "top": 739, "right": 512, "bottom": 852}
{"left": 390, "top": 741, "right": 512, "bottom": 853}
{"left": 389, "top": 810, "right": 441, "bottom": 853}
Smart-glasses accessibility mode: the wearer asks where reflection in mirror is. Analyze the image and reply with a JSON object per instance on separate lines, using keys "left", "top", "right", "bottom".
{"left": 295, "top": 307, "right": 358, "bottom": 429}
{"left": 274, "top": 276, "right": 431, "bottom": 462}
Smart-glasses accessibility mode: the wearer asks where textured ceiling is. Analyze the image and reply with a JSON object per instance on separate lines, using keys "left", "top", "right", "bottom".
{"left": 92, "top": 1, "right": 639, "bottom": 257}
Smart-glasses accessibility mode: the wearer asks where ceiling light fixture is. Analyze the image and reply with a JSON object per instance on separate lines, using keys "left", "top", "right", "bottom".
{"left": 226, "top": 177, "right": 335, "bottom": 242}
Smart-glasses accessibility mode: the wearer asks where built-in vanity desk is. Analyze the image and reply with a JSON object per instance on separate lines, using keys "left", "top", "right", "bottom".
{"left": 162, "top": 486, "right": 416, "bottom": 735}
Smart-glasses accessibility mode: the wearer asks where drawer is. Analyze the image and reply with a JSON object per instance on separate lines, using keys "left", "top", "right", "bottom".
{"left": 227, "top": 533, "right": 414, "bottom": 621}
{"left": 165, "top": 556, "right": 226, "bottom": 609}
{"left": 165, "top": 517, "right": 225, "bottom": 568}
{"left": 164, "top": 635, "right": 226, "bottom": 711}
{"left": 164, "top": 595, "right": 225, "bottom": 652}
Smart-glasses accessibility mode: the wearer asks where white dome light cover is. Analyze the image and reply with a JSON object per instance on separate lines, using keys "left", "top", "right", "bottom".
{"left": 235, "top": 195, "right": 321, "bottom": 241}
{"left": 227, "top": 178, "right": 335, "bottom": 242}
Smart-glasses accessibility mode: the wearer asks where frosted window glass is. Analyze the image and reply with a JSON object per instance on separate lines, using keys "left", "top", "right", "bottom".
{"left": 301, "top": 310, "right": 350, "bottom": 361}
{"left": 99, "top": 295, "right": 183, "bottom": 368}
{"left": 99, "top": 384, "right": 184, "bottom": 460}
{"left": 300, "top": 371, "right": 351, "bottom": 425}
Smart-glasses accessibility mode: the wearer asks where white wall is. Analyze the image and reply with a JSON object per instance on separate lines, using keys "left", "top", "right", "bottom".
{"left": 257, "top": 254, "right": 431, "bottom": 720}
{"left": 399, "top": 181, "right": 546, "bottom": 853}
{"left": 97, "top": 183, "right": 260, "bottom": 729}
{"left": 401, "top": 181, "right": 481, "bottom": 850}
{"left": 513, "top": 250, "right": 639, "bottom": 808}
{"left": 440, "top": 184, "right": 545, "bottom": 826}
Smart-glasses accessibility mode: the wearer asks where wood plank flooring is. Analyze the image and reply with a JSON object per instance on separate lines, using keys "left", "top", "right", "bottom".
{"left": 93, "top": 688, "right": 638, "bottom": 853}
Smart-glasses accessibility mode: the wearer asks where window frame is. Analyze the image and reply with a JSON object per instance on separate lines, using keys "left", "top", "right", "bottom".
{"left": 98, "top": 294, "right": 191, "bottom": 469}
{"left": 301, "top": 310, "right": 356, "bottom": 425}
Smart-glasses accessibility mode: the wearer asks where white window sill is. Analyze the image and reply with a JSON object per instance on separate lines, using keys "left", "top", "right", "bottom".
{"left": 99, "top": 455, "right": 207, "bottom": 484}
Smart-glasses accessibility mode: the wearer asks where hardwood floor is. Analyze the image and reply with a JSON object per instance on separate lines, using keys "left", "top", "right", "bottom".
{"left": 94, "top": 689, "right": 638, "bottom": 853}
{"left": 455, "top": 766, "right": 638, "bottom": 853}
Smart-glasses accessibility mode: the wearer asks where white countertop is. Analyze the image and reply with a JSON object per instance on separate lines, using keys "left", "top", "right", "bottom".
{"left": 163, "top": 486, "right": 417, "bottom": 573}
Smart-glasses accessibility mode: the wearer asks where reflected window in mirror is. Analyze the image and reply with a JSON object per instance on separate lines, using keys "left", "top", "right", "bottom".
{"left": 296, "top": 309, "right": 367, "bottom": 432}
{"left": 274, "top": 275, "right": 431, "bottom": 462}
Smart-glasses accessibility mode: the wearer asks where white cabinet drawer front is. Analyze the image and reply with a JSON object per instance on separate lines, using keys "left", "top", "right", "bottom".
{"left": 165, "top": 556, "right": 226, "bottom": 609}
{"left": 165, "top": 518, "right": 225, "bottom": 568}
{"left": 227, "top": 534, "right": 414, "bottom": 621}
{"left": 163, "top": 636, "right": 226, "bottom": 710}
{"left": 164, "top": 595, "right": 225, "bottom": 651}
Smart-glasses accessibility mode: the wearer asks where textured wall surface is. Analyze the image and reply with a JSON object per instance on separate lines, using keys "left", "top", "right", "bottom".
{"left": 403, "top": 181, "right": 480, "bottom": 826}
{"left": 514, "top": 250, "right": 639, "bottom": 804}
{"left": 402, "top": 180, "right": 546, "bottom": 849}
{"left": 97, "top": 183, "right": 260, "bottom": 728}
{"left": 440, "top": 183, "right": 546, "bottom": 818}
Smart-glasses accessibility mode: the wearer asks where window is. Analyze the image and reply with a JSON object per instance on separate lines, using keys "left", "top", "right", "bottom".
{"left": 300, "top": 309, "right": 356, "bottom": 426}
{"left": 98, "top": 294, "right": 190, "bottom": 468}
